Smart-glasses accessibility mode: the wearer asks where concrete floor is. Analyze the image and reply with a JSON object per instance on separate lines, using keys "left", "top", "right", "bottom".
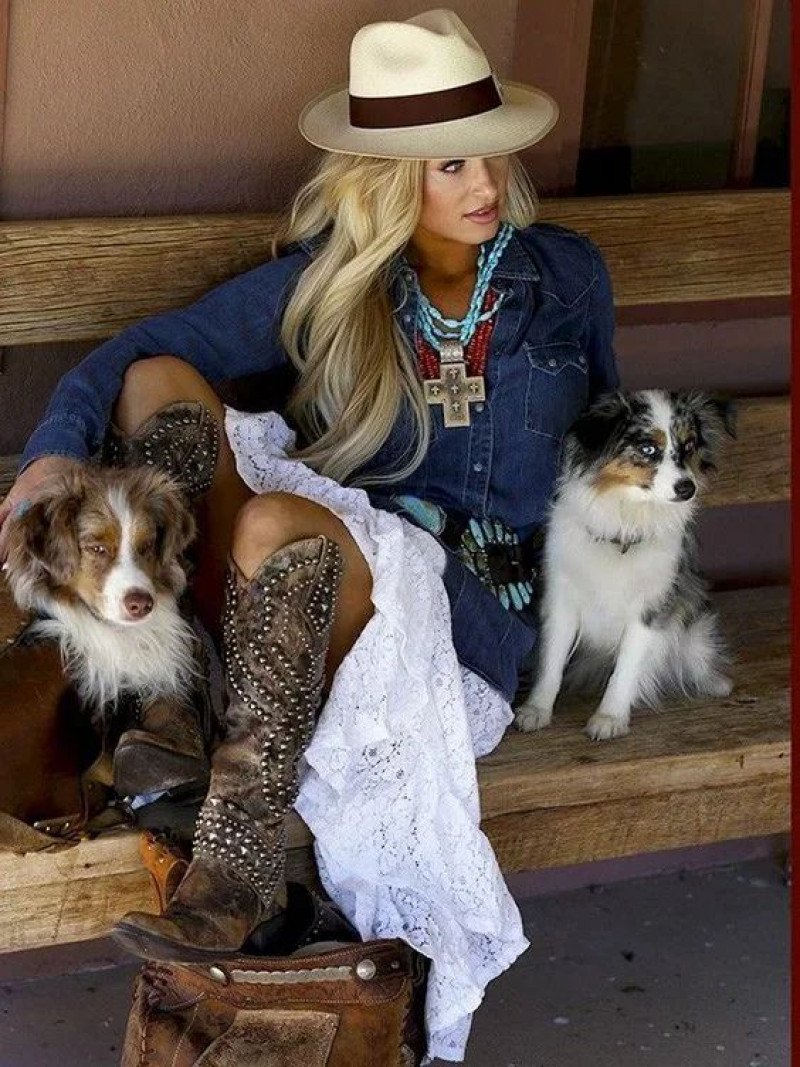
{"left": 0, "top": 857, "right": 788, "bottom": 1066}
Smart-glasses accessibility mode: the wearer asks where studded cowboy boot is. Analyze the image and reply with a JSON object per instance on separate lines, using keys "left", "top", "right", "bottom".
{"left": 102, "top": 401, "right": 221, "bottom": 798}
{"left": 111, "top": 642, "right": 213, "bottom": 800}
{"left": 103, "top": 400, "right": 220, "bottom": 499}
{"left": 112, "top": 534, "right": 344, "bottom": 962}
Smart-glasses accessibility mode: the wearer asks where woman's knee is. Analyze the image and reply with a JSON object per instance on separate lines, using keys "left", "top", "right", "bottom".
{"left": 230, "top": 492, "right": 370, "bottom": 585}
{"left": 115, "top": 355, "right": 223, "bottom": 433}
{"left": 231, "top": 493, "right": 326, "bottom": 576}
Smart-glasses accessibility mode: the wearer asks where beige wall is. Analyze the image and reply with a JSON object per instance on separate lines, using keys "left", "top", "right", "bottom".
{"left": 1, "top": 0, "right": 520, "bottom": 218}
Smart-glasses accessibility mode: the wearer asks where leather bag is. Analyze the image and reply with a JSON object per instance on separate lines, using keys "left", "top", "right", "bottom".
{"left": 121, "top": 939, "right": 427, "bottom": 1066}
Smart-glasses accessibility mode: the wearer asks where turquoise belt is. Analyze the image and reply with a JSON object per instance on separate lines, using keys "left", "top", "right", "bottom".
{"left": 391, "top": 495, "right": 538, "bottom": 612}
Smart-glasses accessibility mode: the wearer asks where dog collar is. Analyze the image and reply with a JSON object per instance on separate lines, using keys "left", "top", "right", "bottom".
{"left": 586, "top": 527, "right": 645, "bottom": 554}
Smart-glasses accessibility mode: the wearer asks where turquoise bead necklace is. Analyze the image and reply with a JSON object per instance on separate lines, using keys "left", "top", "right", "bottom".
{"left": 416, "top": 221, "right": 513, "bottom": 350}
{"left": 416, "top": 221, "right": 513, "bottom": 429}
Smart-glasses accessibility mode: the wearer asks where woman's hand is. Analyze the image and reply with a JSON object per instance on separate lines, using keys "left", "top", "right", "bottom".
{"left": 0, "top": 456, "right": 80, "bottom": 563}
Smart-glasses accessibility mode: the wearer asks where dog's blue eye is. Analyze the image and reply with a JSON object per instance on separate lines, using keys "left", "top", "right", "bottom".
{"left": 639, "top": 444, "right": 658, "bottom": 457}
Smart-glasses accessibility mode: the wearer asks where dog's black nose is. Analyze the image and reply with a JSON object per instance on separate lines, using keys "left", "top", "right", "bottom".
{"left": 123, "top": 589, "right": 154, "bottom": 619}
{"left": 673, "top": 479, "right": 696, "bottom": 501}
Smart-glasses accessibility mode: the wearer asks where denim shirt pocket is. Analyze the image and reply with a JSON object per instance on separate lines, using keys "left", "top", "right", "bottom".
{"left": 524, "top": 340, "right": 590, "bottom": 440}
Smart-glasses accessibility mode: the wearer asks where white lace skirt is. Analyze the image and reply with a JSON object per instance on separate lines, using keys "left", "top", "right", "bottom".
{"left": 225, "top": 409, "right": 529, "bottom": 1063}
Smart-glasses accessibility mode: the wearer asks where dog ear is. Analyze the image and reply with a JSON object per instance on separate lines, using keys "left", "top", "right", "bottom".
{"left": 141, "top": 472, "right": 197, "bottom": 564}
{"left": 569, "top": 390, "right": 631, "bottom": 457}
{"left": 684, "top": 392, "right": 737, "bottom": 473}
{"left": 5, "top": 475, "right": 85, "bottom": 588}
{"left": 704, "top": 396, "right": 736, "bottom": 439}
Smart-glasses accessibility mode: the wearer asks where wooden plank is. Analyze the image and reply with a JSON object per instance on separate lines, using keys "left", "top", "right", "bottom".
{"left": 478, "top": 586, "right": 789, "bottom": 819}
{"left": 0, "top": 453, "right": 14, "bottom": 496}
{"left": 1, "top": 773, "right": 788, "bottom": 952}
{"left": 705, "top": 395, "right": 789, "bottom": 506}
{"left": 730, "top": 0, "right": 775, "bottom": 185}
{"left": 483, "top": 777, "right": 789, "bottom": 872}
{"left": 0, "top": 395, "right": 789, "bottom": 507}
{"left": 0, "top": 214, "right": 275, "bottom": 347}
{"left": 0, "top": 0, "right": 8, "bottom": 166}
{"left": 0, "top": 191, "right": 789, "bottom": 347}
{"left": 0, "top": 833, "right": 156, "bottom": 953}
{"left": 542, "top": 190, "right": 789, "bottom": 306}
{"left": 0, "top": 815, "right": 315, "bottom": 955}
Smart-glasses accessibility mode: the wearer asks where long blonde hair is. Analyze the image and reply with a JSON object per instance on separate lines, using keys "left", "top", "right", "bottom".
{"left": 271, "top": 152, "right": 538, "bottom": 487}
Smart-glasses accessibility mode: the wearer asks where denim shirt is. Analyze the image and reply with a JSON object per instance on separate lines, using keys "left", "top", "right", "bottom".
{"left": 20, "top": 222, "right": 619, "bottom": 546}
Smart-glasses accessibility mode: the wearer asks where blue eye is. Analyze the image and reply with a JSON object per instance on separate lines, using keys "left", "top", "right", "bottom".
{"left": 442, "top": 159, "right": 465, "bottom": 173}
{"left": 639, "top": 443, "right": 658, "bottom": 457}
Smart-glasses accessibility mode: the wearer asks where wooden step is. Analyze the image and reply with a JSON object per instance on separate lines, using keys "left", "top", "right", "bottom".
{"left": 0, "top": 586, "right": 788, "bottom": 954}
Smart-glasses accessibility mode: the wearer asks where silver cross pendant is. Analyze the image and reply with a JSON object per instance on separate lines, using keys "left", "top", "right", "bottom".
{"left": 423, "top": 340, "right": 485, "bottom": 428}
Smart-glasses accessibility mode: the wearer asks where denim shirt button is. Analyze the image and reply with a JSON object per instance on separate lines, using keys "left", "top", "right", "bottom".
{"left": 473, "top": 462, "right": 484, "bottom": 472}
{"left": 403, "top": 314, "right": 412, "bottom": 324}
{"left": 547, "top": 357, "right": 558, "bottom": 368}
{"left": 578, "top": 354, "right": 587, "bottom": 366}
{"left": 474, "top": 403, "right": 485, "bottom": 413}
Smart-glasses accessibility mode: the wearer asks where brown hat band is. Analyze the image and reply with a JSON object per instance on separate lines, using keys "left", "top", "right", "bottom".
{"left": 349, "top": 74, "right": 502, "bottom": 130}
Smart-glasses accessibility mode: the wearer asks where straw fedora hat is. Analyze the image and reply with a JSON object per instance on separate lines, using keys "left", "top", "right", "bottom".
{"left": 298, "top": 8, "right": 558, "bottom": 159}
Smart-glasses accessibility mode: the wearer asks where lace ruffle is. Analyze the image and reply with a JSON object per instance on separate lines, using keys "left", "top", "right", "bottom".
{"left": 225, "top": 409, "right": 529, "bottom": 1062}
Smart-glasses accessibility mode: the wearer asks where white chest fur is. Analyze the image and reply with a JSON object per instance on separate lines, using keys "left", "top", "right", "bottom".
{"left": 33, "top": 597, "right": 196, "bottom": 714}
{"left": 547, "top": 502, "right": 684, "bottom": 650}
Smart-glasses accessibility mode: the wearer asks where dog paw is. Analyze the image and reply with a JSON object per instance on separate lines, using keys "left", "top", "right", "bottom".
{"left": 704, "top": 673, "right": 734, "bottom": 698}
{"left": 515, "top": 704, "right": 553, "bottom": 732}
{"left": 585, "top": 710, "right": 629, "bottom": 741}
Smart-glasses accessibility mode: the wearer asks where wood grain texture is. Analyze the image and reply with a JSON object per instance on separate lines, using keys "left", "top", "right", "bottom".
{"left": 704, "top": 395, "right": 789, "bottom": 506}
{"left": 0, "top": 833, "right": 157, "bottom": 953}
{"left": 0, "top": 191, "right": 788, "bottom": 347}
{"left": 730, "top": 0, "right": 775, "bottom": 185}
{"left": 0, "top": 816, "right": 315, "bottom": 955}
{"left": 1, "top": 395, "right": 788, "bottom": 506}
{"left": 0, "top": 0, "right": 8, "bottom": 167}
{"left": 482, "top": 777, "right": 789, "bottom": 872}
{"left": 478, "top": 586, "right": 788, "bottom": 820}
{"left": 0, "top": 586, "right": 787, "bottom": 954}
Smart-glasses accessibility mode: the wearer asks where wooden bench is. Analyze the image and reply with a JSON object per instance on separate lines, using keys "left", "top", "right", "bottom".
{"left": 0, "top": 190, "right": 789, "bottom": 954}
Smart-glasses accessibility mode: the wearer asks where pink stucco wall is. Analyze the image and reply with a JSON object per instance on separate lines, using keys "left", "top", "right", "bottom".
{"left": 0, "top": 0, "right": 520, "bottom": 218}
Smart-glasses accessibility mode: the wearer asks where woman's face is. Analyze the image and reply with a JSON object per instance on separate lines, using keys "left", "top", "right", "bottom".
{"left": 416, "top": 156, "right": 510, "bottom": 249}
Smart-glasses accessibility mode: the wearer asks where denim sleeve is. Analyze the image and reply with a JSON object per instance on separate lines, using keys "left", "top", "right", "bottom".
{"left": 19, "top": 251, "right": 307, "bottom": 472}
{"left": 584, "top": 241, "right": 621, "bottom": 398}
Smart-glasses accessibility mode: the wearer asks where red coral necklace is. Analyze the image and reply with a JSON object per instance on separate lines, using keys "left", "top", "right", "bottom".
{"left": 415, "top": 288, "right": 499, "bottom": 424}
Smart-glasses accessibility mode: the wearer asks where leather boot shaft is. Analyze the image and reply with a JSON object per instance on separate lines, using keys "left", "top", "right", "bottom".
{"left": 113, "top": 535, "right": 344, "bottom": 961}
{"left": 103, "top": 400, "right": 220, "bottom": 499}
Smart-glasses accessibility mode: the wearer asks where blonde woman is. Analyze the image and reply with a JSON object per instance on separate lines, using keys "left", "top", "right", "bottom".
{"left": 0, "top": 10, "right": 618, "bottom": 1060}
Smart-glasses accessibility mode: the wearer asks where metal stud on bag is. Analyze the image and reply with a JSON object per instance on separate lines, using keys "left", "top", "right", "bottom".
{"left": 356, "top": 958, "right": 377, "bottom": 981}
